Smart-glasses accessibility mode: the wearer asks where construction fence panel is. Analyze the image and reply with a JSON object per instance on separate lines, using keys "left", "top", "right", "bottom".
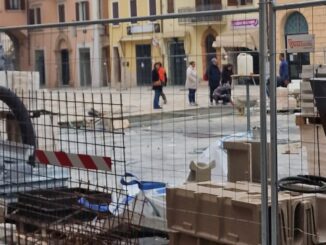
{"left": 0, "top": 1, "right": 324, "bottom": 244}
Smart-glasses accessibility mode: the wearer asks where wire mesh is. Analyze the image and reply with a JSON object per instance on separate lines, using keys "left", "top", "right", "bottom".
{"left": 0, "top": 0, "right": 325, "bottom": 244}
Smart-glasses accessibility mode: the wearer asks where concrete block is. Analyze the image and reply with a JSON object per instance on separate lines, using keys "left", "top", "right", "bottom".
{"left": 167, "top": 182, "right": 289, "bottom": 245}
{"left": 314, "top": 194, "right": 326, "bottom": 243}
{"left": 223, "top": 141, "right": 271, "bottom": 183}
{"left": 169, "top": 231, "right": 219, "bottom": 245}
{"left": 300, "top": 124, "right": 326, "bottom": 176}
{"left": 287, "top": 195, "right": 317, "bottom": 245}
{"left": 187, "top": 161, "right": 216, "bottom": 183}
{"left": 223, "top": 141, "right": 252, "bottom": 182}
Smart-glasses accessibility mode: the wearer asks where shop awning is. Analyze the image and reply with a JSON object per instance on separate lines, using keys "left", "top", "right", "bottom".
{"left": 213, "top": 31, "right": 259, "bottom": 50}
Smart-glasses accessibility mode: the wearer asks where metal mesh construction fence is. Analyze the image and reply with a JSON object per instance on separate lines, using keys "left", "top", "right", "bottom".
{"left": 0, "top": 0, "right": 325, "bottom": 244}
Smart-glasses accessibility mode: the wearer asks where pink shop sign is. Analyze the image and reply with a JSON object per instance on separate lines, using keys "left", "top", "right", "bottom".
{"left": 231, "top": 19, "right": 259, "bottom": 29}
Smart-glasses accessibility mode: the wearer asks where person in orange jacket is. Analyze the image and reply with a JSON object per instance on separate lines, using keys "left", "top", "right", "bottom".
{"left": 158, "top": 62, "right": 167, "bottom": 104}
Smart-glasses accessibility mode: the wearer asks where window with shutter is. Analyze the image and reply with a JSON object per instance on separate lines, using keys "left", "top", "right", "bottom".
{"left": 36, "top": 8, "right": 41, "bottom": 24}
{"left": 167, "top": 0, "right": 174, "bottom": 13}
{"left": 58, "top": 4, "right": 65, "bottom": 23}
{"left": 28, "top": 7, "right": 41, "bottom": 24}
{"left": 196, "top": 0, "right": 221, "bottom": 11}
{"left": 75, "top": 2, "right": 80, "bottom": 21}
{"left": 112, "top": 2, "right": 119, "bottom": 25}
{"left": 240, "top": 0, "right": 252, "bottom": 5}
{"left": 85, "top": 1, "right": 90, "bottom": 20}
{"left": 149, "top": 0, "right": 156, "bottom": 16}
{"left": 5, "top": 0, "right": 25, "bottom": 10}
{"left": 29, "top": 9, "right": 35, "bottom": 24}
{"left": 76, "top": 1, "right": 90, "bottom": 21}
{"left": 130, "top": 0, "right": 137, "bottom": 23}
{"left": 5, "top": 0, "right": 10, "bottom": 9}
{"left": 227, "top": 0, "right": 238, "bottom": 6}
{"left": 20, "top": 0, "right": 25, "bottom": 10}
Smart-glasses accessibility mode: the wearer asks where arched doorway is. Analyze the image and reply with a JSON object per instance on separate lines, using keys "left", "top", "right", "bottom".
{"left": 0, "top": 32, "right": 17, "bottom": 71}
{"left": 55, "top": 34, "right": 72, "bottom": 87}
{"left": 284, "top": 12, "right": 310, "bottom": 79}
{"left": 205, "top": 34, "right": 217, "bottom": 70}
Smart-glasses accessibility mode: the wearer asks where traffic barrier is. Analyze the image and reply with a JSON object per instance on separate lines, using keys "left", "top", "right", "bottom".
{"left": 35, "top": 150, "right": 112, "bottom": 171}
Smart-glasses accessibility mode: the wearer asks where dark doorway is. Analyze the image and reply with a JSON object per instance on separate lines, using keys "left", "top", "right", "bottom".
{"left": 136, "top": 44, "right": 152, "bottom": 85}
{"left": 102, "top": 47, "right": 110, "bottom": 86}
{"left": 169, "top": 40, "right": 187, "bottom": 85}
{"left": 284, "top": 12, "right": 310, "bottom": 80}
{"left": 60, "top": 49, "right": 70, "bottom": 86}
{"left": 113, "top": 47, "right": 121, "bottom": 83}
{"left": 35, "top": 50, "right": 45, "bottom": 86}
{"left": 205, "top": 34, "right": 216, "bottom": 69}
{"left": 79, "top": 48, "right": 92, "bottom": 87}
{"left": 285, "top": 46, "right": 310, "bottom": 80}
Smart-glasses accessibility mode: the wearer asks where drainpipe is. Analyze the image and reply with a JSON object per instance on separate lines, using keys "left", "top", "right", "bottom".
{"left": 159, "top": 0, "right": 165, "bottom": 67}
{"left": 26, "top": 0, "right": 31, "bottom": 68}
{"left": 92, "top": 0, "right": 102, "bottom": 88}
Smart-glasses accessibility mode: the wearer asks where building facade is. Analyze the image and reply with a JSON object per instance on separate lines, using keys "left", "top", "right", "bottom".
{"left": 108, "top": 0, "right": 259, "bottom": 88}
{"left": 1, "top": 0, "right": 326, "bottom": 88}
{"left": 275, "top": 0, "right": 326, "bottom": 80}
{"left": 0, "top": 0, "right": 110, "bottom": 88}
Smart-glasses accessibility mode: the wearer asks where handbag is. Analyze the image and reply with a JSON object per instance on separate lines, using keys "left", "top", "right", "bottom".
{"left": 153, "top": 80, "right": 162, "bottom": 86}
{"left": 203, "top": 73, "right": 208, "bottom": 81}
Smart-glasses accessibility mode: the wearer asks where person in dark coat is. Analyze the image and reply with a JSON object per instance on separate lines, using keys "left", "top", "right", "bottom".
{"left": 207, "top": 58, "right": 221, "bottom": 105}
{"left": 152, "top": 62, "right": 163, "bottom": 109}
{"left": 221, "top": 64, "right": 233, "bottom": 85}
{"left": 221, "top": 64, "right": 233, "bottom": 97}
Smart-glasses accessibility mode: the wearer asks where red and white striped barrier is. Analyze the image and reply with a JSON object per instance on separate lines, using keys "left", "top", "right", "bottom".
{"left": 35, "top": 150, "right": 112, "bottom": 171}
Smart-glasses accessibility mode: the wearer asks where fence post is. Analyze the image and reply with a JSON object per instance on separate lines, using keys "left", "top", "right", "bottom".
{"left": 259, "top": 0, "right": 270, "bottom": 244}
{"left": 269, "top": 1, "right": 278, "bottom": 245}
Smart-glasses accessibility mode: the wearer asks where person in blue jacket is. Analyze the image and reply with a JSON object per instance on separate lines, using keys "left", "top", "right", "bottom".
{"left": 278, "top": 53, "right": 289, "bottom": 87}
{"left": 207, "top": 58, "right": 221, "bottom": 105}
{"left": 267, "top": 53, "right": 289, "bottom": 97}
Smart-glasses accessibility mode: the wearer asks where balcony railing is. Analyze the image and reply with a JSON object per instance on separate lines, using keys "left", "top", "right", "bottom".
{"left": 178, "top": 4, "right": 223, "bottom": 24}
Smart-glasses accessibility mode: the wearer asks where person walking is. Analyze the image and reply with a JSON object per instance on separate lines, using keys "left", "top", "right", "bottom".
{"left": 207, "top": 58, "right": 221, "bottom": 105}
{"left": 158, "top": 62, "right": 167, "bottom": 104}
{"left": 278, "top": 53, "right": 289, "bottom": 87}
{"left": 266, "top": 53, "right": 289, "bottom": 97}
{"left": 185, "top": 61, "right": 199, "bottom": 106}
{"left": 152, "top": 62, "right": 163, "bottom": 109}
